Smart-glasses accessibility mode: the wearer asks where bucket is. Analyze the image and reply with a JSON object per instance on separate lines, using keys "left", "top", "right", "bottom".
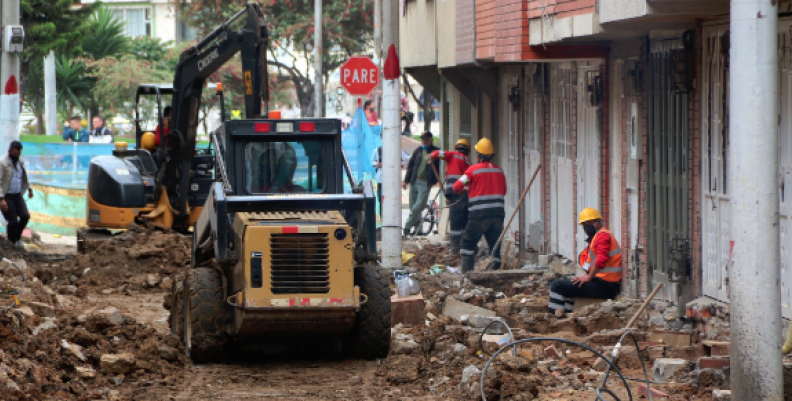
{"left": 396, "top": 278, "right": 411, "bottom": 298}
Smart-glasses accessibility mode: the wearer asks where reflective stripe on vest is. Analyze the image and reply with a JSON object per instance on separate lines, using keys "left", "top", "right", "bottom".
{"left": 579, "top": 229, "right": 623, "bottom": 282}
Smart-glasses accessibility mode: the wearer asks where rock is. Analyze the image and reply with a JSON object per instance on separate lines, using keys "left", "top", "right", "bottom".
{"left": 61, "top": 339, "right": 87, "bottom": 361}
{"left": 100, "top": 353, "right": 136, "bottom": 374}
{"left": 712, "top": 389, "right": 731, "bottom": 401}
{"left": 468, "top": 315, "right": 498, "bottom": 328}
{"left": 105, "top": 311, "right": 126, "bottom": 326}
{"left": 32, "top": 317, "right": 57, "bottom": 335}
{"left": 145, "top": 273, "right": 160, "bottom": 288}
{"left": 391, "top": 340, "right": 420, "bottom": 355}
{"left": 100, "top": 289, "right": 114, "bottom": 295}
{"left": 652, "top": 358, "right": 688, "bottom": 382}
{"left": 452, "top": 343, "right": 468, "bottom": 353}
{"left": 16, "top": 306, "right": 34, "bottom": 318}
{"left": 544, "top": 345, "right": 563, "bottom": 360}
{"left": 443, "top": 298, "right": 496, "bottom": 322}
{"left": 159, "top": 346, "right": 178, "bottom": 361}
{"left": 159, "top": 277, "right": 173, "bottom": 291}
{"left": 75, "top": 366, "right": 96, "bottom": 379}
{"left": 461, "top": 364, "right": 480, "bottom": 385}
{"left": 56, "top": 285, "right": 77, "bottom": 295}
{"left": 74, "top": 287, "right": 88, "bottom": 298}
{"left": 28, "top": 302, "right": 54, "bottom": 317}
{"left": 501, "top": 355, "right": 532, "bottom": 372}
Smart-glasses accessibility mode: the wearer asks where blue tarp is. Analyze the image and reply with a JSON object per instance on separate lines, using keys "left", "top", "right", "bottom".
{"left": 23, "top": 142, "right": 118, "bottom": 189}
{"left": 341, "top": 107, "right": 382, "bottom": 188}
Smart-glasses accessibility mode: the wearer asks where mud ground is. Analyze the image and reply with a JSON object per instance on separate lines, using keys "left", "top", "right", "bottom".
{"left": 0, "top": 227, "right": 765, "bottom": 400}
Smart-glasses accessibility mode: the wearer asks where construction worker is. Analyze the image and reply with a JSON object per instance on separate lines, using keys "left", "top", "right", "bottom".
{"left": 430, "top": 138, "right": 472, "bottom": 255}
{"left": 453, "top": 138, "right": 507, "bottom": 272}
{"left": 548, "top": 208, "right": 622, "bottom": 314}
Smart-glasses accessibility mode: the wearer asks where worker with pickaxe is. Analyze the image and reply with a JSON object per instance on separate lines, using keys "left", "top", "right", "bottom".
{"left": 429, "top": 139, "right": 473, "bottom": 255}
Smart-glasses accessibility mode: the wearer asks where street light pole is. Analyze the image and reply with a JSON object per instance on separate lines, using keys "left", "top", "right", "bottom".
{"left": 381, "top": 0, "right": 401, "bottom": 271}
{"left": 729, "top": 0, "right": 783, "bottom": 399}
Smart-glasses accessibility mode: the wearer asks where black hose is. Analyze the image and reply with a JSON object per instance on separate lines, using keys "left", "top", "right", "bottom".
{"left": 479, "top": 337, "right": 633, "bottom": 401}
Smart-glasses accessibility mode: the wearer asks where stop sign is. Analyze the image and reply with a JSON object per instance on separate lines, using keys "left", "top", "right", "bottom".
{"left": 340, "top": 56, "right": 379, "bottom": 96}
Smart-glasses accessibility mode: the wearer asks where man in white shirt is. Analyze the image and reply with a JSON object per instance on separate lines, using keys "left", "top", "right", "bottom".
{"left": 0, "top": 142, "right": 32, "bottom": 249}
{"left": 89, "top": 116, "right": 114, "bottom": 144}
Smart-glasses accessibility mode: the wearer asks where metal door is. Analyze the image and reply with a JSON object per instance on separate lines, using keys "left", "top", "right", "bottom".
{"left": 778, "top": 19, "right": 792, "bottom": 318}
{"left": 576, "top": 64, "right": 602, "bottom": 255}
{"left": 504, "top": 74, "right": 521, "bottom": 237}
{"left": 701, "top": 25, "right": 731, "bottom": 303}
{"left": 524, "top": 65, "right": 544, "bottom": 251}
{"left": 609, "top": 60, "right": 623, "bottom": 243}
{"left": 647, "top": 42, "right": 690, "bottom": 298}
{"left": 550, "top": 63, "right": 575, "bottom": 260}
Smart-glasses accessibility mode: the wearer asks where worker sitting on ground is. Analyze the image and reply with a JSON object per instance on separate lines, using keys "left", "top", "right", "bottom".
{"left": 548, "top": 207, "right": 622, "bottom": 314}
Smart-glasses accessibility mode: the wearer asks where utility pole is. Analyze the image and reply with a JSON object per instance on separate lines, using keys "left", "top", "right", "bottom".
{"left": 0, "top": 0, "right": 20, "bottom": 150}
{"left": 373, "top": 0, "right": 382, "bottom": 111}
{"left": 729, "top": 0, "right": 782, "bottom": 399}
{"left": 381, "top": 0, "right": 401, "bottom": 271}
{"left": 45, "top": 51, "right": 56, "bottom": 136}
{"left": 313, "top": 0, "right": 323, "bottom": 118}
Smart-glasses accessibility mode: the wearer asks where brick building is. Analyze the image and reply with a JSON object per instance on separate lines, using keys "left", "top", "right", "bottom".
{"left": 401, "top": 0, "right": 792, "bottom": 316}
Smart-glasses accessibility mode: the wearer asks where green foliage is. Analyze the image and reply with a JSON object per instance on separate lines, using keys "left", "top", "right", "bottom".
{"left": 128, "top": 36, "right": 175, "bottom": 69}
{"left": 55, "top": 55, "right": 93, "bottom": 116}
{"left": 82, "top": 7, "right": 129, "bottom": 60}
{"left": 21, "top": 0, "right": 99, "bottom": 60}
{"left": 85, "top": 55, "right": 172, "bottom": 124}
{"left": 178, "top": 0, "right": 373, "bottom": 116}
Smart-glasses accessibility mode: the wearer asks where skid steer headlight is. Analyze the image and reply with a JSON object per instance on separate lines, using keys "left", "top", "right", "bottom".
{"left": 334, "top": 228, "right": 347, "bottom": 240}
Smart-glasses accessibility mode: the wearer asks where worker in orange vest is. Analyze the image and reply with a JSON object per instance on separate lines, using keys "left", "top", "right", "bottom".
{"left": 430, "top": 138, "right": 473, "bottom": 255}
{"left": 548, "top": 207, "right": 622, "bottom": 314}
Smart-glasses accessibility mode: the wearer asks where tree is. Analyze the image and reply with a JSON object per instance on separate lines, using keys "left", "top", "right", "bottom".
{"left": 21, "top": 0, "right": 98, "bottom": 132}
{"left": 403, "top": 74, "right": 435, "bottom": 132}
{"left": 178, "top": 0, "right": 374, "bottom": 116}
{"left": 55, "top": 55, "right": 93, "bottom": 119}
{"left": 82, "top": 7, "right": 129, "bottom": 60}
{"left": 128, "top": 36, "right": 174, "bottom": 69}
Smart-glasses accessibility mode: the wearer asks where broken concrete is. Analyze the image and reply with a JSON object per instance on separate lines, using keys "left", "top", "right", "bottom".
{"left": 652, "top": 358, "right": 688, "bottom": 382}
{"left": 442, "top": 298, "right": 496, "bottom": 321}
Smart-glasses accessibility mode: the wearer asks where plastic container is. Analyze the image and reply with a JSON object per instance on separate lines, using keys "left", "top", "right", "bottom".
{"left": 396, "top": 278, "right": 411, "bottom": 298}
{"left": 408, "top": 276, "right": 420, "bottom": 295}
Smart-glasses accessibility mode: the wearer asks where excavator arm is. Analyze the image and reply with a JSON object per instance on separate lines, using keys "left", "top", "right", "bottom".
{"left": 156, "top": 2, "right": 269, "bottom": 224}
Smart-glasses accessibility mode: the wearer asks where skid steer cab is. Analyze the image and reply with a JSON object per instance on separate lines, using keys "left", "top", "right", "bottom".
{"left": 167, "top": 117, "right": 391, "bottom": 362}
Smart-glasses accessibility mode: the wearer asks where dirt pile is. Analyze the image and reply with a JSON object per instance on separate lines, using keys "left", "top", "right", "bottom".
{"left": 33, "top": 224, "right": 191, "bottom": 295}
{"left": 407, "top": 243, "right": 461, "bottom": 271}
{"left": 0, "top": 306, "right": 186, "bottom": 401}
{"left": 381, "top": 270, "right": 717, "bottom": 400}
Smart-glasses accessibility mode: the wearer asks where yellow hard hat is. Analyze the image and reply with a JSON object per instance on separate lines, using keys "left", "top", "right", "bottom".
{"left": 474, "top": 138, "right": 494, "bottom": 155}
{"left": 455, "top": 138, "right": 470, "bottom": 148}
{"left": 140, "top": 132, "right": 156, "bottom": 152}
{"left": 579, "top": 207, "right": 602, "bottom": 224}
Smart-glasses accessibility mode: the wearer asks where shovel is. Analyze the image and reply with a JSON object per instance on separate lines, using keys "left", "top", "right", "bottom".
{"left": 481, "top": 164, "right": 541, "bottom": 270}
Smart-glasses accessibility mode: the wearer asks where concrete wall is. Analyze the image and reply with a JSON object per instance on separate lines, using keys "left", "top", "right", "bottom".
{"left": 437, "top": 0, "right": 456, "bottom": 68}
{"left": 400, "top": 0, "right": 438, "bottom": 68}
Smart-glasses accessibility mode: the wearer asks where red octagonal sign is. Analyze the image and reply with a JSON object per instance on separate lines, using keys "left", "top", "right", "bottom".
{"left": 340, "top": 56, "right": 379, "bottom": 96}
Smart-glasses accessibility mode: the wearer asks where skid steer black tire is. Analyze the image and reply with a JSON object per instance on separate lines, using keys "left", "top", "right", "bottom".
{"left": 168, "top": 272, "right": 187, "bottom": 338}
{"left": 184, "top": 267, "right": 229, "bottom": 363}
{"left": 345, "top": 265, "right": 391, "bottom": 359}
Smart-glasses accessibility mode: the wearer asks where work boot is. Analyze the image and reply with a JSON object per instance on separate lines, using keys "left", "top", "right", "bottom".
{"left": 449, "top": 235, "right": 461, "bottom": 256}
{"left": 461, "top": 255, "right": 475, "bottom": 273}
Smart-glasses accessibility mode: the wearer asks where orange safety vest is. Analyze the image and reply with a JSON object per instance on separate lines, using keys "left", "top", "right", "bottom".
{"left": 577, "top": 228, "right": 622, "bottom": 283}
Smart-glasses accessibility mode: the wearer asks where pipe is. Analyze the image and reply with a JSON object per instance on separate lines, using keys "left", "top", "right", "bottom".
{"left": 728, "top": 0, "right": 782, "bottom": 398}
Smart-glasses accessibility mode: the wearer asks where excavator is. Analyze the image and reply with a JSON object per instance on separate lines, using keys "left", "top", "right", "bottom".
{"left": 81, "top": 3, "right": 391, "bottom": 361}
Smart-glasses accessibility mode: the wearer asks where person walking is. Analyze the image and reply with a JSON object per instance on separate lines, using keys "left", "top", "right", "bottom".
{"left": 402, "top": 131, "right": 439, "bottom": 236}
{"left": 547, "top": 208, "right": 622, "bottom": 314}
{"left": 453, "top": 138, "right": 507, "bottom": 272}
{"left": 0, "top": 142, "right": 32, "bottom": 250}
{"left": 430, "top": 138, "right": 472, "bottom": 255}
{"left": 372, "top": 146, "right": 384, "bottom": 218}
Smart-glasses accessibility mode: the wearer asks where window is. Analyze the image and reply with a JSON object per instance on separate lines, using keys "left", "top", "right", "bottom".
{"left": 179, "top": 21, "right": 197, "bottom": 43}
{"left": 112, "top": 8, "right": 152, "bottom": 38}
{"left": 245, "top": 141, "right": 325, "bottom": 194}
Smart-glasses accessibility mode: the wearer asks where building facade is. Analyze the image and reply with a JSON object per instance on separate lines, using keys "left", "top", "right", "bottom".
{"left": 402, "top": 0, "right": 792, "bottom": 315}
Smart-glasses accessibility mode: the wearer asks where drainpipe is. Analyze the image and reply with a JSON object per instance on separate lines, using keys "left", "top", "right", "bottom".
{"left": 380, "top": 0, "right": 402, "bottom": 271}
{"left": 728, "top": 0, "right": 782, "bottom": 399}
